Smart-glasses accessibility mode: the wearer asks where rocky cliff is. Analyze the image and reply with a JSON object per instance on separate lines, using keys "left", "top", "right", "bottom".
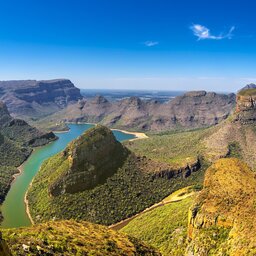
{"left": 49, "top": 125, "right": 130, "bottom": 196}
{"left": 187, "top": 158, "right": 256, "bottom": 256}
{"left": 0, "top": 79, "right": 82, "bottom": 120}
{"left": 235, "top": 87, "right": 256, "bottom": 124}
{"left": 52, "top": 91, "right": 235, "bottom": 132}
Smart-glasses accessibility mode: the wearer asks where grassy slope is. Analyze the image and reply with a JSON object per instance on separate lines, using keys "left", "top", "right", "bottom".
{"left": 122, "top": 196, "right": 194, "bottom": 256}
{"left": 2, "top": 220, "right": 160, "bottom": 256}
{"left": 28, "top": 152, "right": 206, "bottom": 226}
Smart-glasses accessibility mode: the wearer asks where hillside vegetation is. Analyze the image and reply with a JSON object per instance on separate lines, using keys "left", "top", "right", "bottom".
{"left": 125, "top": 128, "right": 213, "bottom": 168}
{"left": 0, "top": 102, "right": 56, "bottom": 209}
{"left": 28, "top": 126, "right": 207, "bottom": 226}
{"left": 122, "top": 191, "right": 195, "bottom": 256}
{"left": 1, "top": 220, "right": 160, "bottom": 255}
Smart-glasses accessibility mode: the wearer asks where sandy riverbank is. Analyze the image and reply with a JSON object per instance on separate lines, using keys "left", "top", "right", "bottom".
{"left": 65, "top": 122, "right": 149, "bottom": 141}
{"left": 111, "top": 128, "right": 149, "bottom": 141}
{"left": 24, "top": 186, "right": 34, "bottom": 225}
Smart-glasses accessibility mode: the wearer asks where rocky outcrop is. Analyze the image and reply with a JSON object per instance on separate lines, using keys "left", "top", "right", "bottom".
{"left": 187, "top": 158, "right": 256, "bottom": 255}
{"left": 235, "top": 87, "right": 256, "bottom": 124}
{"left": 0, "top": 79, "right": 82, "bottom": 120}
{"left": 49, "top": 125, "right": 130, "bottom": 196}
{"left": 151, "top": 158, "right": 201, "bottom": 179}
{"left": 55, "top": 91, "right": 235, "bottom": 132}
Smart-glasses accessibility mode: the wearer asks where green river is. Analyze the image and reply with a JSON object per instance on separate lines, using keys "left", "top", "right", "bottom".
{"left": 1, "top": 124, "right": 135, "bottom": 228}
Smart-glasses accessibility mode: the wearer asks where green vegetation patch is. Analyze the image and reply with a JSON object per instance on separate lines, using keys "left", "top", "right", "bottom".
{"left": 227, "top": 141, "right": 242, "bottom": 159}
{"left": 28, "top": 153, "right": 207, "bottom": 226}
{"left": 122, "top": 196, "right": 194, "bottom": 256}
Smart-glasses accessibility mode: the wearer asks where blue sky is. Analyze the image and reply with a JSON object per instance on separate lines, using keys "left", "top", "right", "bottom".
{"left": 0, "top": 0, "right": 256, "bottom": 91}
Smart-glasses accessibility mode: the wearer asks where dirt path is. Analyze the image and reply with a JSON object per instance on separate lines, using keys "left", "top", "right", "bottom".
{"left": 109, "top": 187, "right": 195, "bottom": 231}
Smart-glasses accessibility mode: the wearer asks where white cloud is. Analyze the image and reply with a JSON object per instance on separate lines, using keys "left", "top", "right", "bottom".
{"left": 144, "top": 41, "right": 159, "bottom": 47}
{"left": 190, "top": 24, "right": 235, "bottom": 40}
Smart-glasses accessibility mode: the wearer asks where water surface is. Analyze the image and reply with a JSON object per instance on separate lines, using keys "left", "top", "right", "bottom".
{"left": 1, "top": 124, "right": 135, "bottom": 228}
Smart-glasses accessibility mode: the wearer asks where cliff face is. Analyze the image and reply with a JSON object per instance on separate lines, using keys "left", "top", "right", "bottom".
{"left": 49, "top": 125, "right": 130, "bottom": 196}
{"left": 235, "top": 88, "right": 256, "bottom": 123}
{"left": 187, "top": 158, "right": 256, "bottom": 256}
{"left": 0, "top": 79, "right": 82, "bottom": 120}
{"left": 55, "top": 91, "right": 235, "bottom": 132}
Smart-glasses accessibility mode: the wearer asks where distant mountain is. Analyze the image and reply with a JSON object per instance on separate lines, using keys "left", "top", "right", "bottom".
{"left": 0, "top": 102, "right": 56, "bottom": 205}
{"left": 50, "top": 91, "right": 236, "bottom": 132}
{"left": 0, "top": 79, "right": 82, "bottom": 121}
{"left": 239, "top": 83, "right": 256, "bottom": 91}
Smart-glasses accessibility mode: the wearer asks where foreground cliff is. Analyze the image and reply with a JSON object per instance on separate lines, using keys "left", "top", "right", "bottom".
{"left": 48, "top": 91, "right": 235, "bottom": 132}
{"left": 187, "top": 158, "right": 256, "bottom": 256}
{"left": 28, "top": 125, "right": 204, "bottom": 226}
{"left": 1, "top": 220, "right": 160, "bottom": 256}
{"left": 0, "top": 79, "right": 82, "bottom": 121}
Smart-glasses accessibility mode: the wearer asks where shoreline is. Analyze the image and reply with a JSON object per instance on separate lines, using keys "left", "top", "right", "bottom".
{"left": 24, "top": 181, "right": 35, "bottom": 225}
{"left": 65, "top": 122, "right": 149, "bottom": 141}
{"left": 111, "top": 128, "right": 149, "bottom": 141}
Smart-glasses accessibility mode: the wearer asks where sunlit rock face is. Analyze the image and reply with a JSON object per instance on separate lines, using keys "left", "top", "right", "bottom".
{"left": 49, "top": 125, "right": 130, "bottom": 196}
{"left": 235, "top": 86, "right": 256, "bottom": 124}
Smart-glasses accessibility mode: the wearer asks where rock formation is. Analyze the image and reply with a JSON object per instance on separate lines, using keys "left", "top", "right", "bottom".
{"left": 49, "top": 125, "right": 130, "bottom": 196}
{"left": 235, "top": 87, "right": 256, "bottom": 123}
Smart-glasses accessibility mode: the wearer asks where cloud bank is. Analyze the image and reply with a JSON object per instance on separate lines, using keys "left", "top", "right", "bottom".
{"left": 191, "top": 24, "right": 235, "bottom": 40}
